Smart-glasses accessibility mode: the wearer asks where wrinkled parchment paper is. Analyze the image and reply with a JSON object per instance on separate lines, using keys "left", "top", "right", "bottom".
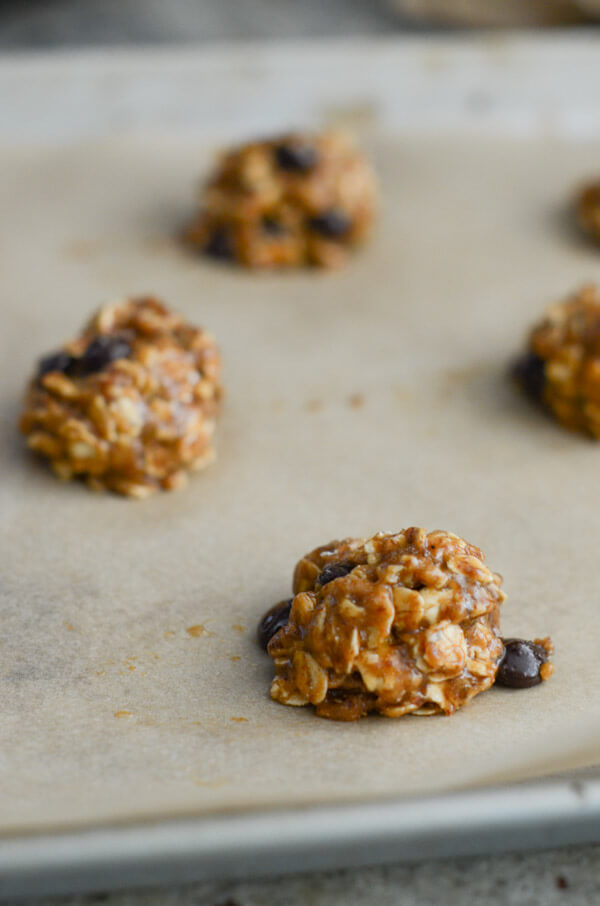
{"left": 1, "top": 133, "right": 600, "bottom": 834}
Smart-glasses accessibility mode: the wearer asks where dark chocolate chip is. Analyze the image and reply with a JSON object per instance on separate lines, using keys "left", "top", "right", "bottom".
{"left": 37, "top": 350, "right": 76, "bottom": 379}
{"left": 262, "top": 216, "right": 286, "bottom": 236}
{"left": 204, "top": 228, "right": 234, "bottom": 260}
{"left": 316, "top": 560, "right": 355, "bottom": 587}
{"left": 309, "top": 209, "right": 352, "bottom": 239}
{"left": 257, "top": 598, "right": 292, "bottom": 651}
{"left": 77, "top": 335, "right": 131, "bottom": 377}
{"left": 495, "top": 638, "right": 548, "bottom": 689}
{"left": 275, "top": 143, "right": 318, "bottom": 173}
{"left": 512, "top": 352, "right": 546, "bottom": 403}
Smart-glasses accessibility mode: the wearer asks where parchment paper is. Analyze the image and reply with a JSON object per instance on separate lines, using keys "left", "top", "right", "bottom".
{"left": 2, "top": 133, "right": 600, "bottom": 835}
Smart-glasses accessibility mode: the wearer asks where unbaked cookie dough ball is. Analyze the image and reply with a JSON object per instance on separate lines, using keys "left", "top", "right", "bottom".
{"left": 20, "top": 296, "right": 222, "bottom": 497}
{"left": 184, "top": 131, "right": 378, "bottom": 268}
{"left": 262, "top": 528, "right": 509, "bottom": 721}
{"left": 513, "top": 284, "right": 600, "bottom": 437}
{"left": 576, "top": 180, "right": 600, "bottom": 244}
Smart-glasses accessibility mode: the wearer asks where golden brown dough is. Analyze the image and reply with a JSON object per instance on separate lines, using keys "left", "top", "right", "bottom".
{"left": 576, "top": 180, "right": 600, "bottom": 244}
{"left": 513, "top": 284, "right": 600, "bottom": 438}
{"left": 185, "top": 131, "right": 377, "bottom": 269}
{"left": 20, "top": 296, "right": 222, "bottom": 497}
{"left": 268, "top": 528, "right": 506, "bottom": 721}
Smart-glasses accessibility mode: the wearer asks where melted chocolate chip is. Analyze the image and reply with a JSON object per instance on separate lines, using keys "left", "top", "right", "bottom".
{"left": 316, "top": 560, "right": 355, "bottom": 587}
{"left": 37, "top": 350, "right": 76, "bottom": 379}
{"left": 309, "top": 209, "right": 352, "bottom": 239}
{"left": 77, "top": 335, "right": 132, "bottom": 377}
{"left": 262, "top": 216, "right": 286, "bottom": 236}
{"left": 275, "top": 143, "right": 318, "bottom": 173}
{"left": 204, "top": 228, "right": 234, "bottom": 260}
{"left": 512, "top": 352, "right": 546, "bottom": 403}
{"left": 495, "top": 638, "right": 548, "bottom": 689}
{"left": 257, "top": 598, "right": 292, "bottom": 651}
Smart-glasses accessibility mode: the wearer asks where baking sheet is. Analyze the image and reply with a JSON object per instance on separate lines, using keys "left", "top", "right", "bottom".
{"left": 2, "top": 128, "right": 600, "bottom": 836}
{"left": 3, "top": 40, "right": 600, "bottom": 852}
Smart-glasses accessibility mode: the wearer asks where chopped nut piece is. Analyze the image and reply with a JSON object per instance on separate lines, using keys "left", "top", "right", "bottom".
{"left": 20, "top": 296, "right": 222, "bottom": 496}
{"left": 184, "top": 131, "right": 377, "bottom": 269}
{"left": 266, "top": 528, "right": 509, "bottom": 720}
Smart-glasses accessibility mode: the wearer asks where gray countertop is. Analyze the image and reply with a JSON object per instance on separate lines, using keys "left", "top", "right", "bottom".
{"left": 6, "top": 844, "right": 600, "bottom": 905}
{"left": 0, "top": 0, "right": 431, "bottom": 50}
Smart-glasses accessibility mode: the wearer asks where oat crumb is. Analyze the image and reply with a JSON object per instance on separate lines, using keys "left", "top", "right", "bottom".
{"left": 305, "top": 399, "right": 323, "bottom": 412}
{"left": 187, "top": 624, "right": 206, "bottom": 637}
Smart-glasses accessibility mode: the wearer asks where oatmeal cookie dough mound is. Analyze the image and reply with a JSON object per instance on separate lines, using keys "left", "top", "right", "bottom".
{"left": 185, "top": 131, "right": 377, "bottom": 268}
{"left": 576, "top": 180, "right": 600, "bottom": 244}
{"left": 20, "top": 296, "right": 222, "bottom": 497}
{"left": 513, "top": 284, "right": 600, "bottom": 437}
{"left": 267, "top": 528, "right": 507, "bottom": 721}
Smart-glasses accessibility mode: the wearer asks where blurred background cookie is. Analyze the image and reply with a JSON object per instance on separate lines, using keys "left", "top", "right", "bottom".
{"left": 513, "top": 285, "right": 600, "bottom": 438}
{"left": 184, "top": 132, "right": 377, "bottom": 269}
